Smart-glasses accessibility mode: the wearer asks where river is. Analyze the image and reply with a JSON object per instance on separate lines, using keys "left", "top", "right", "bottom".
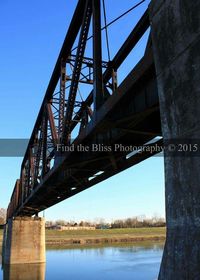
{"left": 0, "top": 242, "right": 164, "bottom": 280}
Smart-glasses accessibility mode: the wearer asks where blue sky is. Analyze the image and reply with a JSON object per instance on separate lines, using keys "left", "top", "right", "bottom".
{"left": 0, "top": 0, "right": 165, "bottom": 222}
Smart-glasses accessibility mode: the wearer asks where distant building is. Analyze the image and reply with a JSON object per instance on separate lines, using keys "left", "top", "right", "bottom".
{"left": 95, "top": 224, "right": 111, "bottom": 229}
{"left": 46, "top": 225, "right": 95, "bottom": 231}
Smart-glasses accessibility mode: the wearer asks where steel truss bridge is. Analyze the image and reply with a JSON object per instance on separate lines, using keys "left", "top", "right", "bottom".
{"left": 7, "top": 0, "right": 162, "bottom": 219}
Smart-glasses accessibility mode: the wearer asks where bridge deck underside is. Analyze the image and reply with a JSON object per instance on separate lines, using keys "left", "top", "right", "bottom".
{"left": 16, "top": 51, "right": 161, "bottom": 216}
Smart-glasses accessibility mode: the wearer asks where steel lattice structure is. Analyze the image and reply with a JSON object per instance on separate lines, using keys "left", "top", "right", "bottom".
{"left": 7, "top": 0, "right": 162, "bottom": 219}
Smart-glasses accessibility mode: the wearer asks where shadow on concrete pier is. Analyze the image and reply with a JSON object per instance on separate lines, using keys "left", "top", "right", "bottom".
{"left": 2, "top": 263, "right": 46, "bottom": 280}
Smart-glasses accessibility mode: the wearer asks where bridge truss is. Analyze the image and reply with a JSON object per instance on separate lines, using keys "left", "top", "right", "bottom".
{"left": 7, "top": 0, "right": 162, "bottom": 219}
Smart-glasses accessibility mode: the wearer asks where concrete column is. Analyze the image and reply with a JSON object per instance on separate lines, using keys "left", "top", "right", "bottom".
{"left": 2, "top": 223, "right": 7, "bottom": 261}
{"left": 3, "top": 263, "right": 46, "bottom": 280}
{"left": 149, "top": 0, "right": 200, "bottom": 279}
{"left": 3, "top": 217, "right": 45, "bottom": 265}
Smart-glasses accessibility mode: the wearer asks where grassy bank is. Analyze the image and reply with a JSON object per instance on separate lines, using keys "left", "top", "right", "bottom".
{"left": 0, "top": 227, "right": 166, "bottom": 247}
{"left": 45, "top": 227, "right": 166, "bottom": 246}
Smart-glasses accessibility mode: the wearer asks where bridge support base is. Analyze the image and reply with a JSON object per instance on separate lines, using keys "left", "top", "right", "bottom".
{"left": 2, "top": 217, "right": 45, "bottom": 265}
{"left": 3, "top": 263, "right": 46, "bottom": 280}
{"left": 150, "top": 0, "right": 200, "bottom": 279}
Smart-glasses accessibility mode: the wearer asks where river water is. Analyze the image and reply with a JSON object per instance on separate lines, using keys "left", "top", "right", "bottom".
{"left": 0, "top": 242, "right": 164, "bottom": 280}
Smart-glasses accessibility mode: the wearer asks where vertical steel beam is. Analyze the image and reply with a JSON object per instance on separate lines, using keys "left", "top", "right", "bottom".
{"left": 79, "top": 102, "right": 88, "bottom": 133}
{"left": 42, "top": 108, "right": 48, "bottom": 178}
{"left": 21, "top": 168, "right": 25, "bottom": 203}
{"left": 47, "top": 103, "right": 58, "bottom": 146}
{"left": 29, "top": 148, "right": 34, "bottom": 187}
{"left": 15, "top": 180, "right": 20, "bottom": 210}
{"left": 19, "top": 170, "right": 23, "bottom": 206}
{"left": 26, "top": 157, "right": 31, "bottom": 196}
{"left": 93, "top": 0, "right": 104, "bottom": 111}
{"left": 62, "top": 0, "right": 92, "bottom": 144}
{"left": 112, "top": 69, "right": 118, "bottom": 92}
{"left": 33, "top": 129, "right": 43, "bottom": 187}
{"left": 59, "top": 59, "right": 66, "bottom": 140}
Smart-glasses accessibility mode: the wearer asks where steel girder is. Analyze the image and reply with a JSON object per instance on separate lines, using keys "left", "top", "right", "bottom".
{"left": 6, "top": 1, "right": 159, "bottom": 219}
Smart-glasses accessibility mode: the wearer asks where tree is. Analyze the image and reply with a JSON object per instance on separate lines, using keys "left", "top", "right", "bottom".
{"left": 0, "top": 208, "right": 6, "bottom": 224}
{"left": 55, "top": 219, "right": 66, "bottom": 226}
{"left": 45, "top": 220, "right": 54, "bottom": 227}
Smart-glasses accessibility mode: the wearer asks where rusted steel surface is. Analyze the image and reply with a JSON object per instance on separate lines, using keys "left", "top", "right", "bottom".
{"left": 7, "top": 180, "right": 20, "bottom": 219}
{"left": 7, "top": 1, "right": 162, "bottom": 219}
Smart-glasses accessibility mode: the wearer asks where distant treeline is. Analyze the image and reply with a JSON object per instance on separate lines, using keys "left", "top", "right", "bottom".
{"left": 46, "top": 216, "right": 166, "bottom": 229}
{"left": 111, "top": 217, "right": 166, "bottom": 228}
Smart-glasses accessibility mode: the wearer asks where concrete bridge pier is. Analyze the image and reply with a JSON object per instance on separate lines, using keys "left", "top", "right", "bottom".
{"left": 3, "top": 217, "right": 45, "bottom": 265}
{"left": 149, "top": 0, "right": 200, "bottom": 279}
{"left": 3, "top": 263, "right": 46, "bottom": 280}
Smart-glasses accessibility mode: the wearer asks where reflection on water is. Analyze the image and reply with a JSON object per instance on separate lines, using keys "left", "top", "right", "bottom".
{"left": 3, "top": 263, "right": 45, "bottom": 280}
{"left": 0, "top": 242, "right": 164, "bottom": 280}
